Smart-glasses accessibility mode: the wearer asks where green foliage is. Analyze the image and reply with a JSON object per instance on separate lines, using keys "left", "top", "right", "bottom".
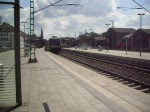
{"left": 77, "top": 32, "right": 100, "bottom": 48}
{"left": 3, "top": 22, "right": 9, "bottom": 25}
{"left": 31, "top": 34, "right": 37, "bottom": 38}
{"left": 78, "top": 32, "right": 98, "bottom": 42}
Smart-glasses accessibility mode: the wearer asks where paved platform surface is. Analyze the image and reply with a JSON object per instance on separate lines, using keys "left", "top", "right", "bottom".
{"left": 66, "top": 48, "right": 150, "bottom": 60}
{"left": 12, "top": 49, "right": 150, "bottom": 112}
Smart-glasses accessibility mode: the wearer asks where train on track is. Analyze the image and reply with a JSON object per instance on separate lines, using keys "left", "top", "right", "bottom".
{"left": 44, "top": 38, "right": 61, "bottom": 54}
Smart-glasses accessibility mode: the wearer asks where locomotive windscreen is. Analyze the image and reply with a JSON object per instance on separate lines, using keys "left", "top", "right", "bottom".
{"left": 49, "top": 38, "right": 61, "bottom": 47}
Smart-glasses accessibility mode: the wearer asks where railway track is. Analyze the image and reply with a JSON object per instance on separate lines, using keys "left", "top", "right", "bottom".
{"left": 59, "top": 49, "right": 150, "bottom": 89}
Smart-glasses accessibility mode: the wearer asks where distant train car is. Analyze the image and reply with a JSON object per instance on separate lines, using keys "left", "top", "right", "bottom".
{"left": 45, "top": 38, "right": 61, "bottom": 54}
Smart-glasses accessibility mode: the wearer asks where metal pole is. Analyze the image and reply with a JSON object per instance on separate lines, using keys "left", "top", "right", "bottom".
{"left": 14, "top": 0, "right": 22, "bottom": 106}
{"left": 26, "top": 28, "right": 30, "bottom": 44}
{"left": 112, "top": 21, "right": 114, "bottom": 28}
{"left": 140, "top": 15, "right": 142, "bottom": 56}
{"left": 137, "top": 13, "right": 145, "bottom": 56}
{"left": 109, "top": 20, "right": 114, "bottom": 48}
{"left": 106, "top": 24, "right": 110, "bottom": 52}
{"left": 21, "top": 22, "right": 27, "bottom": 56}
{"left": 126, "top": 37, "right": 127, "bottom": 54}
{"left": 75, "top": 33, "right": 76, "bottom": 38}
{"left": 109, "top": 20, "right": 114, "bottom": 28}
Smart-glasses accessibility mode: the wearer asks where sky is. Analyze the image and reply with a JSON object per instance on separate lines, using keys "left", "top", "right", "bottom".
{"left": 0, "top": 0, "right": 150, "bottom": 39}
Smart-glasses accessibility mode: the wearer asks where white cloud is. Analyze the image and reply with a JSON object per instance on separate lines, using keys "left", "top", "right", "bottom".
{"left": 0, "top": 9, "right": 14, "bottom": 25}
{"left": 1, "top": 0, "right": 150, "bottom": 39}
{"left": 32, "top": 0, "right": 118, "bottom": 38}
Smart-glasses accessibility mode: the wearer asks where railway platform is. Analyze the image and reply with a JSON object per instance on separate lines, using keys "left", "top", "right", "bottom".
{"left": 12, "top": 48, "right": 150, "bottom": 112}
{"left": 67, "top": 48, "right": 150, "bottom": 60}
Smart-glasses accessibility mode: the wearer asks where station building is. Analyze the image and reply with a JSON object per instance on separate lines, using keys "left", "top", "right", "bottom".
{"left": 106, "top": 28, "right": 136, "bottom": 48}
{"left": 0, "top": 23, "right": 26, "bottom": 48}
{"left": 123, "top": 29, "right": 150, "bottom": 51}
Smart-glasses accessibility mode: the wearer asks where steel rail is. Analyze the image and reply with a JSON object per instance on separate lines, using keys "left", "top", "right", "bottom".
{"left": 63, "top": 50, "right": 150, "bottom": 74}
{"left": 60, "top": 50, "right": 150, "bottom": 89}
{"left": 62, "top": 50, "right": 150, "bottom": 74}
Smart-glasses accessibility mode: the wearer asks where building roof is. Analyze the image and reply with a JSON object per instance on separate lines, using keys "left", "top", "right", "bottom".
{"left": 129, "top": 29, "right": 150, "bottom": 38}
{"left": 0, "top": 23, "right": 14, "bottom": 31}
{"left": 142, "top": 29, "right": 150, "bottom": 34}
{"left": 124, "top": 33, "right": 134, "bottom": 38}
{"left": 111, "top": 28, "right": 136, "bottom": 33}
{"left": 0, "top": 23, "right": 28, "bottom": 37}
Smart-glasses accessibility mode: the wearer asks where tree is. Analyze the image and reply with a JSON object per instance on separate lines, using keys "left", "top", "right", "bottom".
{"left": 77, "top": 32, "right": 99, "bottom": 48}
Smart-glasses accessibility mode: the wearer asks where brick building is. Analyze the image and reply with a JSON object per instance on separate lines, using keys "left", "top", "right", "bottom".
{"left": 131, "top": 29, "right": 150, "bottom": 51}
{"left": 106, "top": 28, "right": 136, "bottom": 49}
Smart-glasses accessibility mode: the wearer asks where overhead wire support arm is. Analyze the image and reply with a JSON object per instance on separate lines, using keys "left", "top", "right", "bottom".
{"left": 52, "top": 3, "right": 81, "bottom": 6}
{"left": 33, "top": 0, "right": 82, "bottom": 14}
{"left": 0, "top": 1, "right": 15, "bottom": 5}
{"left": 133, "top": 0, "right": 150, "bottom": 13}
{"left": 117, "top": 7, "right": 142, "bottom": 9}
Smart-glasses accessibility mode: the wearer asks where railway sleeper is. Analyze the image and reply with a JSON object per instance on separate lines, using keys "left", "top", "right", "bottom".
{"left": 63, "top": 51, "right": 150, "bottom": 74}
{"left": 60, "top": 50, "right": 150, "bottom": 89}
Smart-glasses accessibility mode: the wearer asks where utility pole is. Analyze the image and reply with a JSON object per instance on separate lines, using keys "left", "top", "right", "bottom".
{"left": 28, "top": 0, "right": 81, "bottom": 63}
{"left": 105, "top": 24, "right": 110, "bottom": 52}
{"left": 137, "top": 13, "right": 145, "bottom": 56}
{"left": 21, "top": 21, "right": 27, "bottom": 56}
{"left": 109, "top": 20, "right": 114, "bottom": 28}
{"left": 109, "top": 20, "right": 114, "bottom": 48}
{"left": 75, "top": 33, "right": 76, "bottom": 38}
{"left": 28, "top": 0, "right": 37, "bottom": 63}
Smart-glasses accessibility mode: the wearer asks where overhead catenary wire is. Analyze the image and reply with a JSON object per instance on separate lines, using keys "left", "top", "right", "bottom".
{"left": 34, "top": 0, "right": 63, "bottom": 13}
{"left": 33, "top": 0, "right": 82, "bottom": 14}
{"left": 117, "top": 6, "right": 142, "bottom": 9}
{"left": 133, "top": 0, "right": 150, "bottom": 13}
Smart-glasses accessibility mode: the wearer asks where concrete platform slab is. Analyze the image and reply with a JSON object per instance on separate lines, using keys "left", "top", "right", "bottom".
{"left": 12, "top": 49, "right": 150, "bottom": 112}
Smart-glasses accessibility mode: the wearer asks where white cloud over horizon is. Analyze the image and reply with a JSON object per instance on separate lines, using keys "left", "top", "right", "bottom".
{"left": 0, "top": 0, "right": 150, "bottom": 39}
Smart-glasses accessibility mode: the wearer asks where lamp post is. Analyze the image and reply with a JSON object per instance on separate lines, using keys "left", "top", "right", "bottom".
{"left": 21, "top": 21, "right": 27, "bottom": 56}
{"left": 75, "top": 33, "right": 77, "bottom": 38}
{"left": 89, "top": 29, "right": 93, "bottom": 32}
{"left": 21, "top": 22, "right": 27, "bottom": 46}
{"left": 109, "top": 20, "right": 114, "bottom": 28}
{"left": 137, "top": 13, "right": 145, "bottom": 56}
{"left": 109, "top": 20, "right": 114, "bottom": 48}
{"left": 105, "top": 24, "right": 110, "bottom": 52}
{"left": 125, "top": 36, "right": 128, "bottom": 54}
